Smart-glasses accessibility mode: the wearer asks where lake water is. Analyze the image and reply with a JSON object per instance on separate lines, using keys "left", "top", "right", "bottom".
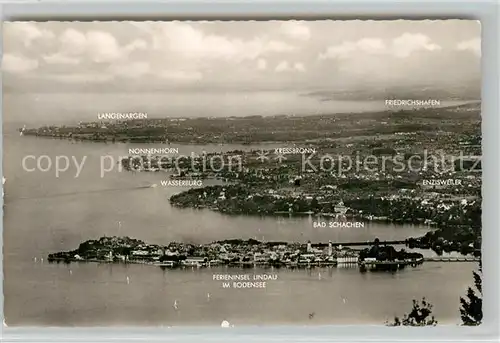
{"left": 2, "top": 133, "right": 477, "bottom": 326}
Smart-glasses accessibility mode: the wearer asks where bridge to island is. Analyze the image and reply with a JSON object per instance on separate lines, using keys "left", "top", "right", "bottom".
{"left": 424, "top": 256, "right": 479, "bottom": 262}
{"left": 310, "top": 240, "right": 406, "bottom": 248}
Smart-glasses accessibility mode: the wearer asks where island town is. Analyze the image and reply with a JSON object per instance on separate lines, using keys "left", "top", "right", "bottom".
{"left": 47, "top": 235, "right": 479, "bottom": 272}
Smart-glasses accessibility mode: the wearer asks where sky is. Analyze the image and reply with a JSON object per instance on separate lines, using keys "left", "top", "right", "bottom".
{"left": 2, "top": 20, "right": 481, "bottom": 123}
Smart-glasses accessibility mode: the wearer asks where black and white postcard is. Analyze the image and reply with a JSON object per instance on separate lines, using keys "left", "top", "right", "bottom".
{"left": 3, "top": 20, "right": 482, "bottom": 326}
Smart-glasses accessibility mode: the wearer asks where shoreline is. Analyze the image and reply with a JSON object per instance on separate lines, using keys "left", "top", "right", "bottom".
{"left": 18, "top": 102, "right": 481, "bottom": 144}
